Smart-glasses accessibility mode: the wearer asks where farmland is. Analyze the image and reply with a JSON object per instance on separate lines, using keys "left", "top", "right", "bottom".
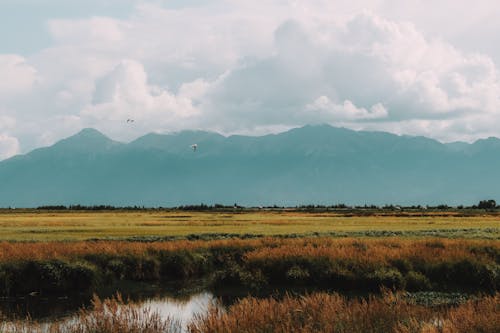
{"left": 0, "top": 209, "right": 499, "bottom": 241}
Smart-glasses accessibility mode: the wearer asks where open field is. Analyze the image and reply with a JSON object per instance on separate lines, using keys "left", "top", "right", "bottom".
{"left": 0, "top": 209, "right": 499, "bottom": 241}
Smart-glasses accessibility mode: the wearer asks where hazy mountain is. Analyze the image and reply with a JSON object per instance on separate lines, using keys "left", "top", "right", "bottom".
{"left": 1, "top": 125, "right": 499, "bottom": 207}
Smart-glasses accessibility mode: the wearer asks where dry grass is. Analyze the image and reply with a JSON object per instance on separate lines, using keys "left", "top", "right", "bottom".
{"left": 245, "top": 238, "right": 500, "bottom": 266}
{"left": 189, "top": 292, "right": 500, "bottom": 333}
{"left": 437, "top": 292, "right": 500, "bottom": 332}
{"left": 1, "top": 292, "right": 498, "bottom": 333}
{"left": 1, "top": 237, "right": 496, "bottom": 295}
{"left": 0, "top": 237, "right": 497, "bottom": 264}
{"left": 0, "top": 294, "right": 181, "bottom": 333}
{"left": 0, "top": 210, "right": 498, "bottom": 241}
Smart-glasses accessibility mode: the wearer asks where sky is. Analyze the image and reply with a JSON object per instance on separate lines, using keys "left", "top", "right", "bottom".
{"left": 2, "top": 0, "right": 500, "bottom": 159}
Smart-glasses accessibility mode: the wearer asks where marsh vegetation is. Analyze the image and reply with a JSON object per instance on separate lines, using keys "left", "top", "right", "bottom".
{"left": 2, "top": 291, "right": 499, "bottom": 333}
{"left": 0, "top": 209, "right": 498, "bottom": 332}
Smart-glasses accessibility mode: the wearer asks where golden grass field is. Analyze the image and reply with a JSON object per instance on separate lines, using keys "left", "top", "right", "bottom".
{"left": 0, "top": 209, "right": 498, "bottom": 241}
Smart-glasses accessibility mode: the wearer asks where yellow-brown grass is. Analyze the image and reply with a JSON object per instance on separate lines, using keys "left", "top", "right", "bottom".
{"left": 190, "top": 292, "right": 500, "bottom": 333}
{"left": 2, "top": 292, "right": 498, "bottom": 333}
{"left": 244, "top": 238, "right": 500, "bottom": 266}
{"left": 0, "top": 237, "right": 497, "bottom": 264}
{"left": 0, "top": 210, "right": 498, "bottom": 241}
{"left": 0, "top": 294, "right": 181, "bottom": 333}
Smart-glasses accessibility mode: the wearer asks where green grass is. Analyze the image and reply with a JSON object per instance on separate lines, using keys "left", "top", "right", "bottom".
{"left": 0, "top": 210, "right": 498, "bottom": 241}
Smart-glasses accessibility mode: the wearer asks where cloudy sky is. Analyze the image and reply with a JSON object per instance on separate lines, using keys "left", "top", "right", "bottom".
{"left": 2, "top": 0, "right": 500, "bottom": 159}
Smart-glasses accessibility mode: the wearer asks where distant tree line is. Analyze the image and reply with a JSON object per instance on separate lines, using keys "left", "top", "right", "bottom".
{"left": 24, "top": 199, "right": 498, "bottom": 211}
{"left": 36, "top": 205, "right": 148, "bottom": 211}
{"left": 34, "top": 204, "right": 243, "bottom": 211}
{"left": 475, "top": 199, "right": 497, "bottom": 209}
{"left": 177, "top": 203, "right": 244, "bottom": 211}
{"left": 297, "top": 200, "right": 498, "bottom": 211}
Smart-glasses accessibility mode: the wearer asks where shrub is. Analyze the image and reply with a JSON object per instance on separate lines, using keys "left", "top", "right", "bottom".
{"left": 405, "top": 271, "right": 431, "bottom": 291}
{"left": 67, "top": 261, "right": 98, "bottom": 291}
{"left": 137, "top": 258, "right": 161, "bottom": 281}
{"left": 286, "top": 265, "right": 310, "bottom": 283}
{"left": 107, "top": 258, "right": 127, "bottom": 280}
{"left": 368, "top": 268, "right": 405, "bottom": 290}
{"left": 390, "top": 258, "right": 413, "bottom": 274}
{"left": 159, "top": 250, "right": 210, "bottom": 280}
{"left": 212, "top": 265, "right": 267, "bottom": 290}
{"left": 0, "top": 260, "right": 98, "bottom": 296}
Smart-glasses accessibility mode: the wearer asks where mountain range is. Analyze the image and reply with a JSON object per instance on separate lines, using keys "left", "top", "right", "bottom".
{"left": 1, "top": 125, "right": 499, "bottom": 207}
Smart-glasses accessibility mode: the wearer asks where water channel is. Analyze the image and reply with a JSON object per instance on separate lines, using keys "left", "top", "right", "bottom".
{"left": 0, "top": 281, "right": 218, "bottom": 331}
{"left": 0, "top": 282, "right": 476, "bottom": 332}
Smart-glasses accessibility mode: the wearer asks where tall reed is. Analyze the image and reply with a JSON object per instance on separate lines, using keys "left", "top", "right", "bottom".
{"left": 1, "top": 292, "right": 498, "bottom": 332}
{"left": 189, "top": 292, "right": 500, "bottom": 333}
{"left": 0, "top": 294, "right": 181, "bottom": 333}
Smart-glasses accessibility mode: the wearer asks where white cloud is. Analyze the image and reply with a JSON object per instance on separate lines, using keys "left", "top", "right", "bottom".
{"left": 307, "top": 97, "right": 388, "bottom": 121}
{"left": 0, "top": 115, "right": 16, "bottom": 131}
{"left": 3, "top": 1, "right": 500, "bottom": 152}
{"left": 81, "top": 59, "right": 203, "bottom": 140}
{"left": 0, "top": 55, "right": 37, "bottom": 97}
{"left": 48, "top": 17, "right": 124, "bottom": 45}
{"left": 0, "top": 134, "right": 20, "bottom": 159}
{"left": 204, "top": 11, "right": 500, "bottom": 140}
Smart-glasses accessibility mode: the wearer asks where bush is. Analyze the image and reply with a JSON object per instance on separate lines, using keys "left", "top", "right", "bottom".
{"left": 390, "top": 258, "right": 413, "bottom": 274}
{"left": 136, "top": 258, "right": 161, "bottom": 281}
{"left": 405, "top": 271, "right": 431, "bottom": 291}
{"left": 159, "top": 251, "right": 210, "bottom": 280}
{"left": 212, "top": 265, "right": 267, "bottom": 290}
{"left": 107, "top": 258, "right": 127, "bottom": 280}
{"left": 286, "top": 265, "right": 310, "bottom": 283}
{"left": 0, "top": 260, "right": 98, "bottom": 296}
{"left": 368, "top": 268, "right": 405, "bottom": 290}
{"left": 452, "top": 260, "right": 500, "bottom": 290}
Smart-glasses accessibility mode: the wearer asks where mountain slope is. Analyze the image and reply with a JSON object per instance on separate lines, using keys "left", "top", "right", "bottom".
{"left": 0, "top": 125, "right": 499, "bottom": 207}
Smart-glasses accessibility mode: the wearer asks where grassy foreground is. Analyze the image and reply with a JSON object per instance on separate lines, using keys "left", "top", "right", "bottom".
{"left": 1, "top": 210, "right": 498, "bottom": 332}
{"left": 2, "top": 292, "right": 499, "bottom": 333}
{"left": 0, "top": 209, "right": 499, "bottom": 241}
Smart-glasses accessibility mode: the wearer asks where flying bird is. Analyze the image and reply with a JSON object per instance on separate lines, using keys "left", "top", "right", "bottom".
{"left": 126, "top": 119, "right": 134, "bottom": 123}
{"left": 191, "top": 144, "right": 198, "bottom": 152}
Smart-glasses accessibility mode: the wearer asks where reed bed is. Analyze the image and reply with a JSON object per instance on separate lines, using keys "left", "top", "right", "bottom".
{"left": 245, "top": 238, "right": 499, "bottom": 264}
{"left": 2, "top": 292, "right": 497, "bottom": 333}
{"left": 0, "top": 237, "right": 498, "bottom": 263}
{"left": 0, "top": 294, "right": 181, "bottom": 333}
{"left": 0, "top": 238, "right": 498, "bottom": 296}
{"left": 189, "top": 292, "right": 500, "bottom": 333}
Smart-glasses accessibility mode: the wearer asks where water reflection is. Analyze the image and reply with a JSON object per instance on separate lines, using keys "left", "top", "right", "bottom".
{"left": 1, "top": 292, "right": 216, "bottom": 333}
{"left": 141, "top": 292, "right": 215, "bottom": 329}
{"left": 0, "top": 281, "right": 211, "bottom": 320}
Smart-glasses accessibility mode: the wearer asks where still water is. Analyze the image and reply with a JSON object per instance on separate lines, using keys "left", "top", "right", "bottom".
{"left": 139, "top": 292, "right": 214, "bottom": 328}
{"left": 0, "top": 290, "right": 215, "bottom": 332}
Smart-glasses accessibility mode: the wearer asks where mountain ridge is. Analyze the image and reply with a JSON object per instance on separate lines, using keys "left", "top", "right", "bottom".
{"left": 8, "top": 124, "right": 499, "bottom": 161}
{"left": 1, "top": 124, "right": 499, "bottom": 207}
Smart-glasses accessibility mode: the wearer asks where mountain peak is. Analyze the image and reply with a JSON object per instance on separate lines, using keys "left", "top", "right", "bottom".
{"left": 76, "top": 128, "right": 106, "bottom": 137}
{"left": 53, "top": 128, "right": 122, "bottom": 151}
